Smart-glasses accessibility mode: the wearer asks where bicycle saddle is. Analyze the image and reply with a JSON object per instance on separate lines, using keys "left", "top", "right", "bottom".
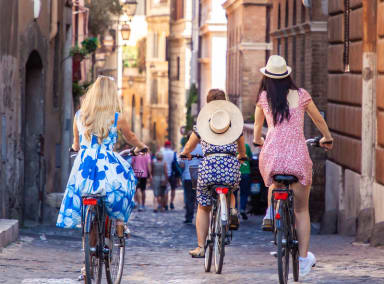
{"left": 273, "top": 175, "right": 298, "bottom": 185}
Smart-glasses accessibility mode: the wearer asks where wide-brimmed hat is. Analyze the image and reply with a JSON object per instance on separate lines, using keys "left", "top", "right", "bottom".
{"left": 196, "top": 100, "right": 244, "bottom": 146}
{"left": 260, "top": 55, "right": 292, "bottom": 79}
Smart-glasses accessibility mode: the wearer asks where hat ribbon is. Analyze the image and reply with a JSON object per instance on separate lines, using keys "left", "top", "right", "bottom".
{"left": 265, "top": 69, "right": 288, "bottom": 76}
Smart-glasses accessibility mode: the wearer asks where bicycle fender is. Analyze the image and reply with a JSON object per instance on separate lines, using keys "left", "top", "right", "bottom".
{"left": 84, "top": 206, "right": 95, "bottom": 233}
{"left": 219, "top": 194, "right": 228, "bottom": 223}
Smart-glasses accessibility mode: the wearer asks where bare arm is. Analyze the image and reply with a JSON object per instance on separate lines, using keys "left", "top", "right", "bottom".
{"left": 306, "top": 102, "right": 332, "bottom": 140}
{"left": 117, "top": 115, "right": 147, "bottom": 149}
{"left": 306, "top": 101, "right": 334, "bottom": 149}
{"left": 253, "top": 105, "right": 265, "bottom": 145}
{"left": 180, "top": 133, "right": 200, "bottom": 157}
{"left": 237, "top": 135, "right": 247, "bottom": 158}
{"left": 72, "top": 117, "right": 80, "bottom": 151}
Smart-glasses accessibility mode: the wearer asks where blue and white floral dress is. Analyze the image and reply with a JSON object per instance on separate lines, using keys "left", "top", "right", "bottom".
{"left": 56, "top": 111, "right": 137, "bottom": 229}
{"left": 194, "top": 127, "right": 241, "bottom": 207}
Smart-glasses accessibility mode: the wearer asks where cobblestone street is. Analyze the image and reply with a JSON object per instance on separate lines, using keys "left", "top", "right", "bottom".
{"left": 1, "top": 196, "right": 384, "bottom": 284}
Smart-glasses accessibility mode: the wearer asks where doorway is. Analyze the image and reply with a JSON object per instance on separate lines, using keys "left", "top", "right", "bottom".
{"left": 23, "top": 51, "right": 44, "bottom": 223}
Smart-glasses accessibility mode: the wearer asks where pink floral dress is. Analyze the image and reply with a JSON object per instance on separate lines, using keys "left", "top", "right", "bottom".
{"left": 258, "top": 88, "right": 313, "bottom": 187}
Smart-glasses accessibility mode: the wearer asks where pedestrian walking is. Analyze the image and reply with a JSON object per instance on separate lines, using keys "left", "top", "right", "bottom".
{"left": 236, "top": 143, "right": 253, "bottom": 220}
{"left": 161, "top": 141, "right": 182, "bottom": 210}
{"left": 151, "top": 152, "right": 168, "bottom": 212}
{"left": 179, "top": 139, "right": 203, "bottom": 224}
{"left": 254, "top": 55, "right": 333, "bottom": 277}
{"left": 131, "top": 152, "right": 152, "bottom": 211}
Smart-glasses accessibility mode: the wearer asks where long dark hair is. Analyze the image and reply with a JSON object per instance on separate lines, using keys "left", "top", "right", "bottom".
{"left": 257, "top": 75, "right": 298, "bottom": 126}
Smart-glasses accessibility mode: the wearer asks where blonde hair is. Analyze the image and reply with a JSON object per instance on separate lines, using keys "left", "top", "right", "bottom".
{"left": 80, "top": 76, "right": 122, "bottom": 143}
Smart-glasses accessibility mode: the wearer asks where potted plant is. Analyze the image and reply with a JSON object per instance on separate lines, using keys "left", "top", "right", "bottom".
{"left": 70, "top": 45, "right": 87, "bottom": 62}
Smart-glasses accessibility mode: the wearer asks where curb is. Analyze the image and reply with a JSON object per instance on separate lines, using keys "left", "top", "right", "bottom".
{"left": 0, "top": 219, "right": 19, "bottom": 249}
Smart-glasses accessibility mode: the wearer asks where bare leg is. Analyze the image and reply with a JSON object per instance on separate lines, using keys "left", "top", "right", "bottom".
{"left": 196, "top": 204, "right": 211, "bottom": 247}
{"left": 171, "top": 188, "right": 176, "bottom": 204}
{"left": 230, "top": 192, "right": 236, "bottom": 209}
{"left": 291, "top": 182, "right": 311, "bottom": 258}
{"left": 164, "top": 190, "right": 169, "bottom": 208}
{"left": 135, "top": 189, "right": 142, "bottom": 207}
{"left": 141, "top": 189, "right": 146, "bottom": 207}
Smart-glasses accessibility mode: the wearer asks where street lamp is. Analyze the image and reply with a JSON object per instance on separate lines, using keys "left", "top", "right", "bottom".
{"left": 120, "top": 24, "right": 131, "bottom": 41}
{"left": 121, "top": 0, "right": 138, "bottom": 20}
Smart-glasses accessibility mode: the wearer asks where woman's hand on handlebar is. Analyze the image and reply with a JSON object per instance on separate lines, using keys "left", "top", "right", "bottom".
{"left": 237, "top": 155, "right": 248, "bottom": 164}
{"left": 179, "top": 152, "right": 191, "bottom": 160}
{"left": 320, "top": 137, "right": 334, "bottom": 151}
{"left": 253, "top": 137, "right": 265, "bottom": 147}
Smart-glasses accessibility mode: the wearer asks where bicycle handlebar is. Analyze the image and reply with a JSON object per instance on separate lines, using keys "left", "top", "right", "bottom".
{"left": 69, "top": 147, "right": 148, "bottom": 158}
{"left": 180, "top": 154, "right": 203, "bottom": 159}
{"left": 306, "top": 137, "right": 333, "bottom": 148}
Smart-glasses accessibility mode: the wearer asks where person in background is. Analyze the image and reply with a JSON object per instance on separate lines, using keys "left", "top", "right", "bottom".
{"left": 161, "top": 141, "right": 180, "bottom": 210}
{"left": 151, "top": 151, "right": 168, "bottom": 212}
{"left": 236, "top": 143, "right": 253, "bottom": 220}
{"left": 131, "top": 152, "right": 152, "bottom": 211}
{"left": 179, "top": 133, "right": 203, "bottom": 224}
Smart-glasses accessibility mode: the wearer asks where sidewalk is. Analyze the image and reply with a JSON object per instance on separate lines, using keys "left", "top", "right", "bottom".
{"left": 0, "top": 219, "right": 19, "bottom": 250}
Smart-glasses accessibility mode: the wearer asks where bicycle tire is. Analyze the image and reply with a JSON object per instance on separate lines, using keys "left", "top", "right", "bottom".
{"left": 292, "top": 246, "right": 299, "bottom": 282}
{"left": 277, "top": 205, "right": 289, "bottom": 284}
{"left": 214, "top": 200, "right": 226, "bottom": 274}
{"left": 290, "top": 208, "right": 299, "bottom": 282}
{"left": 204, "top": 209, "right": 214, "bottom": 272}
{"left": 105, "top": 219, "right": 125, "bottom": 284}
{"left": 84, "top": 207, "right": 103, "bottom": 284}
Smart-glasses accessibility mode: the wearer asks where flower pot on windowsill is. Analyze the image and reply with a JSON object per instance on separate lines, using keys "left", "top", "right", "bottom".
{"left": 73, "top": 52, "right": 85, "bottom": 62}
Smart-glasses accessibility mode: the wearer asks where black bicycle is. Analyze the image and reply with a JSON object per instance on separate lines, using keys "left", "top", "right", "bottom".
{"left": 270, "top": 137, "right": 332, "bottom": 284}
{"left": 71, "top": 147, "right": 146, "bottom": 284}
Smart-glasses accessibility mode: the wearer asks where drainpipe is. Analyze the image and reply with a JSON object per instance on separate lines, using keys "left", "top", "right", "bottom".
{"left": 61, "top": 22, "right": 74, "bottom": 195}
{"left": 49, "top": 0, "right": 58, "bottom": 40}
{"left": 357, "top": 0, "right": 377, "bottom": 243}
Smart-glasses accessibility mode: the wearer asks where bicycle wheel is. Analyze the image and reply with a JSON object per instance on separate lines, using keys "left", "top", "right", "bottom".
{"left": 84, "top": 207, "right": 103, "bottom": 284}
{"left": 292, "top": 245, "right": 299, "bottom": 282}
{"left": 105, "top": 219, "right": 125, "bottom": 284}
{"left": 290, "top": 209, "right": 299, "bottom": 282}
{"left": 214, "top": 200, "right": 226, "bottom": 274}
{"left": 277, "top": 205, "right": 289, "bottom": 284}
{"left": 204, "top": 208, "right": 215, "bottom": 272}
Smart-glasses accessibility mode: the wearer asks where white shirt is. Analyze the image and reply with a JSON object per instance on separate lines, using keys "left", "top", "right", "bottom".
{"left": 161, "top": 147, "right": 175, "bottom": 176}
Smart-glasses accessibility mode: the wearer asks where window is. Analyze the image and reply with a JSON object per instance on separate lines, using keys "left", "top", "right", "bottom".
{"left": 278, "top": 4, "right": 281, "bottom": 29}
{"left": 293, "top": 0, "right": 297, "bottom": 26}
{"left": 292, "top": 36, "right": 297, "bottom": 80}
{"left": 153, "top": 32, "right": 159, "bottom": 58}
{"left": 301, "top": 2, "right": 306, "bottom": 23}
{"left": 176, "top": 56, "right": 180, "bottom": 80}
{"left": 278, "top": 38, "right": 281, "bottom": 55}
{"left": 172, "top": 0, "right": 184, "bottom": 21}
{"left": 285, "top": 0, "right": 289, "bottom": 27}
{"left": 140, "top": 97, "right": 144, "bottom": 139}
{"left": 153, "top": 122, "right": 157, "bottom": 140}
{"left": 151, "top": 78, "right": 158, "bottom": 104}
{"left": 284, "top": 38, "right": 288, "bottom": 63}
{"left": 343, "top": 0, "right": 350, "bottom": 72}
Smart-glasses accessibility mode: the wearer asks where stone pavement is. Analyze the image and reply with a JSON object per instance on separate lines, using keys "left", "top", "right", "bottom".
{"left": 0, "top": 200, "right": 384, "bottom": 283}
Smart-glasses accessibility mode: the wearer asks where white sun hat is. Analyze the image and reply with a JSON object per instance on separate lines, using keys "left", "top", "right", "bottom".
{"left": 196, "top": 100, "right": 244, "bottom": 146}
{"left": 260, "top": 55, "right": 292, "bottom": 79}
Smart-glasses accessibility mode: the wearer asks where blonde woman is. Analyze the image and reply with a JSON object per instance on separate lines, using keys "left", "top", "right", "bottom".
{"left": 57, "top": 76, "right": 147, "bottom": 232}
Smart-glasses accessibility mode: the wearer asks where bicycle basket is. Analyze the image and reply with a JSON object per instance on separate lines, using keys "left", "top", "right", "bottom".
{"left": 189, "top": 165, "right": 199, "bottom": 189}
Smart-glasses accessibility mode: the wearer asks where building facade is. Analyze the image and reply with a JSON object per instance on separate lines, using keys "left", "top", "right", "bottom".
{"left": 169, "top": 0, "right": 193, "bottom": 149}
{"left": 223, "top": 0, "right": 272, "bottom": 120}
{"left": 0, "top": 0, "right": 73, "bottom": 223}
{"left": 198, "top": 0, "right": 228, "bottom": 107}
{"left": 146, "top": 0, "right": 171, "bottom": 151}
{"left": 324, "top": 0, "right": 384, "bottom": 245}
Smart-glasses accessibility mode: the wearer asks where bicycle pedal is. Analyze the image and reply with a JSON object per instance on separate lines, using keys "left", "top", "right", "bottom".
{"left": 270, "top": 251, "right": 277, "bottom": 258}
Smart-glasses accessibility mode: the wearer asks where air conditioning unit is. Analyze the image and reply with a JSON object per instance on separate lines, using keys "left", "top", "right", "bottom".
{"left": 302, "top": 0, "right": 311, "bottom": 8}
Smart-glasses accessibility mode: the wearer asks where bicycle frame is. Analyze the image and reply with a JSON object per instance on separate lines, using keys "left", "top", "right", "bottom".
{"left": 212, "top": 186, "right": 231, "bottom": 226}
{"left": 271, "top": 186, "right": 294, "bottom": 233}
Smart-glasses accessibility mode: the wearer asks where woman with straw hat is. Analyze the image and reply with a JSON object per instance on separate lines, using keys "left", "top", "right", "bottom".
{"left": 254, "top": 55, "right": 333, "bottom": 277}
{"left": 180, "top": 89, "right": 247, "bottom": 258}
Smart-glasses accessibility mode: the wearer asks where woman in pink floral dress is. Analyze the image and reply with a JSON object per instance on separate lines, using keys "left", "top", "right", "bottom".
{"left": 253, "top": 55, "right": 333, "bottom": 277}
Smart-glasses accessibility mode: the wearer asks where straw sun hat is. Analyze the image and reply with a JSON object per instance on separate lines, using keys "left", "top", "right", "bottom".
{"left": 196, "top": 100, "right": 244, "bottom": 146}
{"left": 260, "top": 55, "right": 292, "bottom": 79}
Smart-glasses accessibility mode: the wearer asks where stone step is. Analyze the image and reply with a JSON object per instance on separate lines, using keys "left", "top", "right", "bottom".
{"left": 0, "top": 219, "right": 19, "bottom": 249}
